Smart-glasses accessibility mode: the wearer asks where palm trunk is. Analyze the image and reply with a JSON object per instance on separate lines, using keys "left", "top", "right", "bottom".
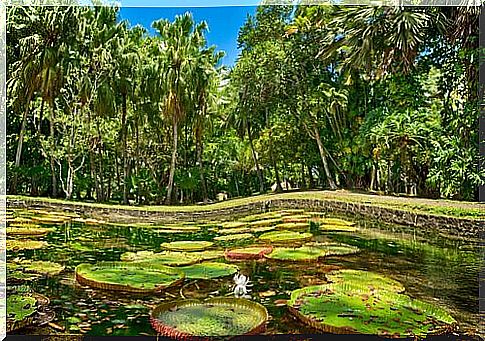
{"left": 268, "top": 121, "right": 282, "bottom": 192}
{"left": 121, "top": 94, "right": 128, "bottom": 204}
{"left": 314, "top": 126, "right": 337, "bottom": 190}
{"left": 307, "top": 164, "right": 315, "bottom": 189}
{"left": 11, "top": 90, "right": 33, "bottom": 194}
{"left": 166, "top": 117, "right": 178, "bottom": 205}
{"left": 49, "top": 104, "right": 58, "bottom": 197}
{"left": 247, "top": 123, "right": 264, "bottom": 193}
{"left": 196, "top": 126, "right": 208, "bottom": 203}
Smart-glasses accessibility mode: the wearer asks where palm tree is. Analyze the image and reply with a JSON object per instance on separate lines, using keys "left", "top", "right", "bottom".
{"left": 152, "top": 13, "right": 209, "bottom": 204}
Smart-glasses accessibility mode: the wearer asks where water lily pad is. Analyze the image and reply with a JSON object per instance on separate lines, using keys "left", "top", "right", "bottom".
{"left": 10, "top": 260, "right": 65, "bottom": 276}
{"left": 275, "top": 222, "right": 309, "bottom": 230}
{"left": 75, "top": 262, "right": 185, "bottom": 293}
{"left": 191, "top": 250, "right": 225, "bottom": 261}
{"left": 217, "top": 227, "right": 251, "bottom": 235}
{"left": 154, "top": 229, "right": 193, "bottom": 234}
{"left": 7, "top": 226, "right": 53, "bottom": 236}
{"left": 250, "top": 225, "right": 276, "bottom": 233}
{"left": 325, "top": 269, "right": 405, "bottom": 293}
{"left": 248, "top": 219, "right": 281, "bottom": 227}
{"left": 214, "top": 233, "right": 254, "bottom": 242}
{"left": 73, "top": 218, "right": 107, "bottom": 225}
{"left": 239, "top": 212, "right": 282, "bottom": 222}
{"left": 225, "top": 245, "right": 273, "bottom": 261}
{"left": 7, "top": 294, "right": 37, "bottom": 322}
{"left": 219, "top": 221, "right": 247, "bottom": 229}
{"left": 287, "top": 275, "right": 456, "bottom": 337}
{"left": 304, "top": 243, "right": 360, "bottom": 257}
{"left": 31, "top": 216, "right": 69, "bottom": 225}
{"left": 319, "top": 218, "right": 355, "bottom": 226}
{"left": 259, "top": 230, "right": 313, "bottom": 244}
{"left": 179, "top": 262, "right": 238, "bottom": 280}
{"left": 7, "top": 240, "right": 48, "bottom": 251}
{"left": 150, "top": 297, "right": 268, "bottom": 338}
{"left": 120, "top": 251, "right": 200, "bottom": 266}
{"left": 156, "top": 224, "right": 201, "bottom": 232}
{"left": 8, "top": 217, "right": 34, "bottom": 225}
{"left": 320, "top": 224, "right": 358, "bottom": 232}
{"left": 161, "top": 241, "right": 214, "bottom": 251}
{"left": 282, "top": 215, "right": 311, "bottom": 223}
{"left": 265, "top": 246, "right": 326, "bottom": 262}
{"left": 8, "top": 271, "right": 42, "bottom": 282}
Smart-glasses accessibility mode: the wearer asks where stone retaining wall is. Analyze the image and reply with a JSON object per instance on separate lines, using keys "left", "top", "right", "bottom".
{"left": 7, "top": 198, "right": 482, "bottom": 239}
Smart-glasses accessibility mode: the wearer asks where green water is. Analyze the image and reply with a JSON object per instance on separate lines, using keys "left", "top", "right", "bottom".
{"left": 7, "top": 212, "right": 481, "bottom": 338}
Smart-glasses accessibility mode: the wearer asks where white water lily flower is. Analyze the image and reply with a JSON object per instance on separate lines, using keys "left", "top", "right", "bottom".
{"left": 233, "top": 273, "right": 252, "bottom": 298}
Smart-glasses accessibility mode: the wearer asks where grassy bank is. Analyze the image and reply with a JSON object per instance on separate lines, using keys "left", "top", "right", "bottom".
{"left": 7, "top": 190, "right": 484, "bottom": 220}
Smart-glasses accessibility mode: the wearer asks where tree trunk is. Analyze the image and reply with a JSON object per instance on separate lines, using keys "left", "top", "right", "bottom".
{"left": 11, "top": 90, "right": 33, "bottom": 194}
{"left": 247, "top": 123, "right": 264, "bottom": 193}
{"left": 268, "top": 126, "right": 282, "bottom": 192}
{"left": 166, "top": 117, "right": 178, "bottom": 205}
{"left": 196, "top": 126, "right": 208, "bottom": 203}
{"left": 307, "top": 164, "right": 315, "bottom": 189}
{"left": 49, "top": 105, "right": 58, "bottom": 197}
{"left": 314, "top": 126, "right": 337, "bottom": 190}
{"left": 121, "top": 94, "right": 128, "bottom": 204}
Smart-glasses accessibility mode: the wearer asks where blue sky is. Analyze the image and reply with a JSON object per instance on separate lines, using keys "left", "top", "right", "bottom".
{"left": 118, "top": 6, "right": 257, "bottom": 66}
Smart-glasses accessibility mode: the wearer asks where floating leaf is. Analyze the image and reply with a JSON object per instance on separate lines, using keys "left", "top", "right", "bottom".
{"left": 248, "top": 218, "right": 281, "bottom": 227}
{"left": 150, "top": 297, "right": 268, "bottom": 337}
{"left": 225, "top": 245, "right": 273, "bottom": 261}
{"left": 121, "top": 251, "right": 200, "bottom": 266}
{"left": 259, "top": 230, "right": 313, "bottom": 244}
{"left": 75, "top": 262, "right": 185, "bottom": 293}
{"left": 250, "top": 225, "right": 276, "bottom": 233}
{"left": 7, "top": 226, "right": 53, "bottom": 237}
{"left": 179, "top": 262, "right": 238, "bottom": 279}
{"left": 219, "top": 221, "right": 248, "bottom": 229}
{"left": 217, "top": 227, "right": 251, "bottom": 235}
{"left": 319, "top": 218, "right": 356, "bottom": 226}
{"left": 10, "top": 260, "right": 64, "bottom": 276}
{"left": 282, "top": 215, "right": 311, "bottom": 223}
{"left": 214, "top": 233, "right": 254, "bottom": 242}
{"left": 7, "top": 294, "right": 37, "bottom": 322}
{"left": 325, "top": 269, "right": 404, "bottom": 293}
{"left": 275, "top": 222, "right": 309, "bottom": 230}
{"left": 161, "top": 241, "right": 214, "bottom": 251}
{"left": 7, "top": 240, "right": 48, "bottom": 251}
{"left": 265, "top": 246, "right": 326, "bottom": 262}
{"left": 304, "top": 243, "right": 360, "bottom": 257}
{"left": 319, "top": 224, "right": 358, "bottom": 232}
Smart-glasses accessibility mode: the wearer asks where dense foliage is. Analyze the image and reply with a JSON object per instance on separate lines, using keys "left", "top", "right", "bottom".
{"left": 7, "top": 5, "right": 482, "bottom": 203}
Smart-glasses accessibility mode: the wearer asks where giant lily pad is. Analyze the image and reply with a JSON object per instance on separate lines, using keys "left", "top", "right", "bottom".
{"left": 325, "top": 269, "right": 404, "bottom": 293}
{"left": 191, "top": 250, "right": 225, "bottom": 261}
{"left": 75, "top": 262, "right": 185, "bottom": 293}
{"left": 287, "top": 277, "right": 456, "bottom": 337}
{"left": 214, "top": 233, "right": 254, "bottom": 242}
{"left": 121, "top": 251, "right": 200, "bottom": 266}
{"left": 7, "top": 226, "right": 53, "bottom": 237}
{"left": 275, "top": 222, "right": 309, "bottom": 230}
{"left": 319, "top": 218, "right": 356, "bottom": 226}
{"left": 150, "top": 297, "right": 268, "bottom": 338}
{"left": 248, "top": 218, "right": 281, "bottom": 227}
{"left": 282, "top": 215, "right": 311, "bottom": 223}
{"left": 319, "top": 224, "right": 358, "bottom": 232}
{"left": 239, "top": 212, "right": 282, "bottom": 222}
{"left": 7, "top": 294, "right": 37, "bottom": 322}
{"left": 31, "top": 216, "right": 69, "bottom": 225}
{"left": 225, "top": 245, "right": 273, "bottom": 261}
{"left": 304, "top": 243, "right": 360, "bottom": 258}
{"left": 217, "top": 227, "right": 251, "bottom": 235}
{"left": 9, "top": 260, "right": 64, "bottom": 276}
{"left": 250, "top": 225, "right": 276, "bottom": 233}
{"left": 259, "top": 230, "right": 313, "bottom": 244}
{"left": 179, "top": 262, "right": 238, "bottom": 280}
{"left": 7, "top": 292, "right": 52, "bottom": 333}
{"left": 161, "top": 241, "right": 214, "bottom": 251}
{"left": 219, "top": 221, "right": 247, "bottom": 229}
{"left": 156, "top": 224, "right": 201, "bottom": 232}
{"left": 265, "top": 246, "right": 326, "bottom": 262}
{"left": 7, "top": 240, "right": 48, "bottom": 251}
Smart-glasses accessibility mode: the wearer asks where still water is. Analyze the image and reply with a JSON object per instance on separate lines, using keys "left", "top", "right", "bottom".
{"left": 7, "top": 211, "right": 481, "bottom": 338}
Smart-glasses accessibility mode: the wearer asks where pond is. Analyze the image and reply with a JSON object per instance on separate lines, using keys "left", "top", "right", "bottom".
{"left": 6, "top": 208, "right": 481, "bottom": 339}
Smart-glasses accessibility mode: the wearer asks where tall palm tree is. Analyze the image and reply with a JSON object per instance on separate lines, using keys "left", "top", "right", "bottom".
{"left": 152, "top": 13, "right": 208, "bottom": 204}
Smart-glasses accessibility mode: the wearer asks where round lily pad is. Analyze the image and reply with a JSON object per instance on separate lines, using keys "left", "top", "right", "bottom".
{"left": 161, "top": 241, "right": 214, "bottom": 251}
{"left": 320, "top": 224, "right": 358, "bottom": 232}
{"left": 276, "top": 222, "right": 309, "bottom": 230}
{"left": 31, "top": 216, "right": 69, "bottom": 225}
{"left": 325, "top": 269, "right": 405, "bottom": 293}
{"left": 250, "top": 225, "right": 276, "bottom": 233}
{"left": 121, "top": 251, "right": 200, "bottom": 266}
{"left": 258, "top": 230, "right": 313, "bottom": 244}
{"left": 239, "top": 212, "right": 282, "bottom": 222}
{"left": 150, "top": 297, "right": 268, "bottom": 338}
{"left": 304, "top": 243, "right": 360, "bottom": 257}
{"left": 10, "top": 260, "right": 65, "bottom": 276}
{"left": 282, "top": 215, "right": 311, "bottom": 223}
{"left": 191, "top": 250, "right": 225, "bottom": 261}
{"left": 179, "top": 262, "right": 238, "bottom": 280}
{"left": 75, "top": 262, "right": 185, "bottom": 293}
{"left": 287, "top": 279, "right": 456, "bottom": 337}
{"left": 225, "top": 245, "right": 273, "bottom": 261}
{"left": 7, "top": 292, "right": 52, "bottom": 333}
{"left": 219, "top": 221, "right": 248, "bottom": 229}
{"left": 7, "top": 227, "right": 53, "bottom": 237}
{"left": 156, "top": 224, "right": 201, "bottom": 232}
{"left": 7, "top": 240, "right": 48, "bottom": 251}
{"left": 217, "top": 227, "right": 251, "bottom": 235}
{"left": 214, "top": 233, "right": 254, "bottom": 242}
{"left": 265, "top": 246, "right": 326, "bottom": 262}
{"left": 319, "top": 218, "right": 356, "bottom": 226}
{"left": 248, "top": 218, "right": 281, "bottom": 228}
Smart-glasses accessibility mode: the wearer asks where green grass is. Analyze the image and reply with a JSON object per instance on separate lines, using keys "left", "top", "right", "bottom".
{"left": 7, "top": 190, "right": 485, "bottom": 220}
